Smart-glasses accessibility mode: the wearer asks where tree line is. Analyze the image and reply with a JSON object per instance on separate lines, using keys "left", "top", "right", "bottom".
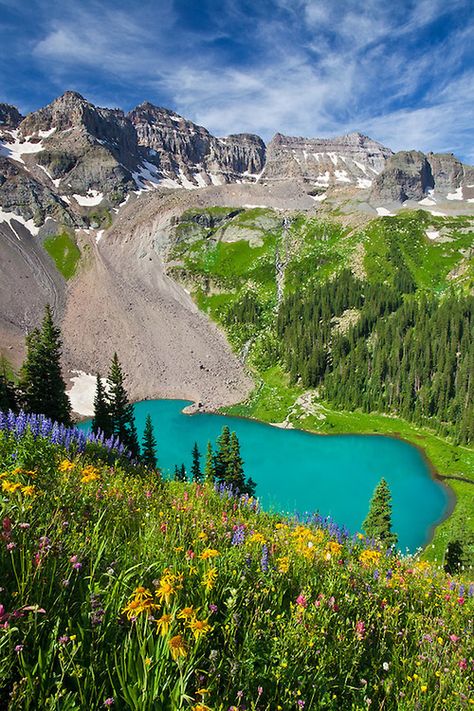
{"left": 173, "top": 426, "right": 256, "bottom": 496}
{"left": 276, "top": 269, "right": 473, "bottom": 444}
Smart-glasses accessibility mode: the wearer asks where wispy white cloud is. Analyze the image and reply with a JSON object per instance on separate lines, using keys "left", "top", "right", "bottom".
{"left": 19, "top": 0, "right": 474, "bottom": 162}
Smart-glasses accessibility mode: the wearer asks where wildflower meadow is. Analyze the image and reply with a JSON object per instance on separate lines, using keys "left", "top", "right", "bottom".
{"left": 0, "top": 413, "right": 472, "bottom": 710}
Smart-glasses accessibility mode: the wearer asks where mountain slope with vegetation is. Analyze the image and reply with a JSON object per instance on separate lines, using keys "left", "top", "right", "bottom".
{"left": 167, "top": 208, "right": 474, "bottom": 562}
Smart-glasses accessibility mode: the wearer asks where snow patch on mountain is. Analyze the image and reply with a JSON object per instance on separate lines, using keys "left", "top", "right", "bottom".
{"left": 0, "top": 130, "right": 45, "bottom": 164}
{"left": 0, "top": 206, "right": 40, "bottom": 236}
{"left": 73, "top": 191, "right": 104, "bottom": 206}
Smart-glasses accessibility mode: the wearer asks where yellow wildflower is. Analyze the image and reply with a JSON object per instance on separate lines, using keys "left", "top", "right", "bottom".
{"left": 122, "top": 587, "right": 158, "bottom": 619}
{"left": 21, "top": 485, "right": 36, "bottom": 497}
{"left": 2, "top": 480, "right": 21, "bottom": 493}
{"left": 177, "top": 606, "right": 199, "bottom": 620}
{"left": 202, "top": 567, "right": 218, "bottom": 592}
{"left": 248, "top": 532, "right": 266, "bottom": 545}
{"left": 192, "top": 705, "right": 211, "bottom": 711}
{"left": 155, "top": 613, "right": 173, "bottom": 636}
{"left": 324, "top": 541, "right": 343, "bottom": 559}
{"left": 359, "top": 549, "right": 382, "bottom": 567}
{"left": 188, "top": 617, "right": 212, "bottom": 640}
{"left": 199, "top": 548, "right": 219, "bottom": 560}
{"left": 80, "top": 465, "right": 100, "bottom": 484}
{"left": 156, "top": 573, "right": 181, "bottom": 605}
{"left": 168, "top": 634, "right": 187, "bottom": 661}
{"left": 277, "top": 556, "right": 290, "bottom": 573}
{"left": 59, "top": 460, "right": 75, "bottom": 472}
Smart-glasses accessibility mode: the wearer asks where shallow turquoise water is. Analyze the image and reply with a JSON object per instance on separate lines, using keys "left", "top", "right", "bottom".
{"left": 82, "top": 399, "right": 450, "bottom": 551}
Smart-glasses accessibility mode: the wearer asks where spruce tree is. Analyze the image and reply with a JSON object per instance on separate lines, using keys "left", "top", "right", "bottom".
{"left": 227, "top": 431, "right": 245, "bottom": 492}
{"left": 174, "top": 464, "right": 187, "bottom": 482}
{"left": 92, "top": 374, "right": 112, "bottom": 436}
{"left": 0, "top": 359, "right": 17, "bottom": 413}
{"left": 444, "top": 540, "right": 463, "bottom": 575}
{"left": 19, "top": 305, "right": 71, "bottom": 424}
{"left": 204, "top": 441, "right": 215, "bottom": 483}
{"left": 362, "top": 478, "right": 398, "bottom": 548}
{"left": 191, "top": 442, "right": 202, "bottom": 482}
{"left": 214, "top": 425, "right": 231, "bottom": 481}
{"left": 127, "top": 418, "right": 141, "bottom": 461}
{"left": 142, "top": 414, "right": 157, "bottom": 469}
{"left": 106, "top": 353, "right": 138, "bottom": 456}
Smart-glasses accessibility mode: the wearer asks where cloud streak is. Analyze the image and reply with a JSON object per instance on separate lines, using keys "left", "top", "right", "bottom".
{"left": 1, "top": 0, "right": 472, "bottom": 162}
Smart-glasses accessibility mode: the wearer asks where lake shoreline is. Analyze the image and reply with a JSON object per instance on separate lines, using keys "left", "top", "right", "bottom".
{"left": 177, "top": 399, "right": 457, "bottom": 553}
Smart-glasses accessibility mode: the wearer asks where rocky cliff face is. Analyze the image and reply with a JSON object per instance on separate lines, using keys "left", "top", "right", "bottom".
{"left": 371, "top": 150, "right": 474, "bottom": 202}
{"left": 371, "top": 151, "right": 433, "bottom": 202}
{"left": 261, "top": 131, "right": 393, "bottom": 189}
{"left": 128, "top": 102, "right": 266, "bottom": 187}
{"left": 1, "top": 90, "right": 473, "bottom": 234}
{"left": 0, "top": 104, "right": 24, "bottom": 129}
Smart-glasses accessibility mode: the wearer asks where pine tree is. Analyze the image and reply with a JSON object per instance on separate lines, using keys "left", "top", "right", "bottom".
{"left": 214, "top": 425, "right": 231, "bottom": 481}
{"left": 227, "top": 431, "right": 245, "bottom": 492}
{"left": 142, "top": 414, "right": 158, "bottom": 469}
{"left": 174, "top": 464, "right": 187, "bottom": 482}
{"left": 92, "top": 374, "right": 112, "bottom": 436}
{"left": 204, "top": 441, "right": 215, "bottom": 483}
{"left": 191, "top": 442, "right": 202, "bottom": 482}
{"left": 362, "top": 478, "right": 398, "bottom": 548}
{"left": 19, "top": 305, "right": 71, "bottom": 424}
{"left": 127, "top": 418, "right": 141, "bottom": 461}
{"left": 0, "top": 358, "right": 17, "bottom": 413}
{"left": 106, "top": 353, "right": 138, "bottom": 456}
{"left": 444, "top": 539, "right": 463, "bottom": 574}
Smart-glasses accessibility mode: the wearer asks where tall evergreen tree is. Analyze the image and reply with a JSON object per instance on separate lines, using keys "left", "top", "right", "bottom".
{"left": 106, "top": 353, "right": 138, "bottom": 456}
{"left": 19, "top": 305, "right": 71, "bottom": 424}
{"left": 444, "top": 540, "right": 463, "bottom": 575}
{"left": 174, "top": 463, "right": 187, "bottom": 482}
{"left": 214, "top": 425, "right": 231, "bottom": 481}
{"left": 227, "top": 431, "right": 245, "bottom": 491}
{"left": 142, "top": 414, "right": 158, "bottom": 469}
{"left": 191, "top": 442, "right": 202, "bottom": 482}
{"left": 127, "top": 418, "right": 141, "bottom": 461}
{"left": 0, "top": 358, "right": 17, "bottom": 413}
{"left": 362, "top": 478, "right": 398, "bottom": 548}
{"left": 92, "top": 374, "right": 112, "bottom": 436}
{"left": 204, "top": 441, "right": 215, "bottom": 483}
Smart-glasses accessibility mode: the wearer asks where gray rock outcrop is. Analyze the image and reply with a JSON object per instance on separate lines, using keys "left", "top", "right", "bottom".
{"left": 261, "top": 131, "right": 393, "bottom": 188}
{"left": 128, "top": 102, "right": 266, "bottom": 186}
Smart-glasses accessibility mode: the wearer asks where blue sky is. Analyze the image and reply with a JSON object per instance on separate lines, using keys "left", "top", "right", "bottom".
{"left": 1, "top": 0, "right": 473, "bottom": 161}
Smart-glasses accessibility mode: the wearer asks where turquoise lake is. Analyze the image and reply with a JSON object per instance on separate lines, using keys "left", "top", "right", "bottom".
{"left": 83, "top": 399, "right": 450, "bottom": 551}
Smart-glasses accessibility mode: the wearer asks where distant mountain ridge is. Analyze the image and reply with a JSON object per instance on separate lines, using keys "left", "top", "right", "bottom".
{"left": 1, "top": 90, "right": 473, "bottom": 231}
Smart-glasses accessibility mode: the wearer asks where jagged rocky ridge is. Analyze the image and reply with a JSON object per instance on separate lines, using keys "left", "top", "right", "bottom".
{"left": 1, "top": 90, "right": 473, "bottom": 230}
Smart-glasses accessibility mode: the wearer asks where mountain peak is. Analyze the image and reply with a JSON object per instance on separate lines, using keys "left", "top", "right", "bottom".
{"left": 0, "top": 103, "right": 24, "bottom": 129}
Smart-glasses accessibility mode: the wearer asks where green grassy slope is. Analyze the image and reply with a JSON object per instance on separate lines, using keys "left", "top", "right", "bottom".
{"left": 0, "top": 431, "right": 472, "bottom": 709}
{"left": 43, "top": 232, "right": 81, "bottom": 280}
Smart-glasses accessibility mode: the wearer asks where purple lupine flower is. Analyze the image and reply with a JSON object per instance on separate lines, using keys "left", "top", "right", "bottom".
{"left": 261, "top": 544, "right": 269, "bottom": 573}
{"left": 231, "top": 525, "right": 246, "bottom": 546}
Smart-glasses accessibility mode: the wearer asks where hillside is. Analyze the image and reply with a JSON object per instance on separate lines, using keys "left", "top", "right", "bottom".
{"left": 165, "top": 207, "right": 474, "bottom": 559}
{"left": 0, "top": 419, "right": 472, "bottom": 710}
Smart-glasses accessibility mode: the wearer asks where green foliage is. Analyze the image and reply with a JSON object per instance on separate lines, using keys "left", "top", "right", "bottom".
{"left": 362, "top": 478, "right": 398, "bottom": 548}
{"left": 107, "top": 354, "right": 139, "bottom": 459}
{"left": 0, "top": 435, "right": 471, "bottom": 709}
{"left": 204, "top": 441, "right": 214, "bottom": 483}
{"left": 43, "top": 233, "right": 81, "bottom": 280}
{"left": 92, "top": 374, "right": 112, "bottom": 437}
{"left": 142, "top": 414, "right": 158, "bottom": 470}
{"left": 18, "top": 305, "right": 71, "bottom": 425}
{"left": 191, "top": 442, "right": 201, "bottom": 483}
{"left": 0, "top": 358, "right": 17, "bottom": 413}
